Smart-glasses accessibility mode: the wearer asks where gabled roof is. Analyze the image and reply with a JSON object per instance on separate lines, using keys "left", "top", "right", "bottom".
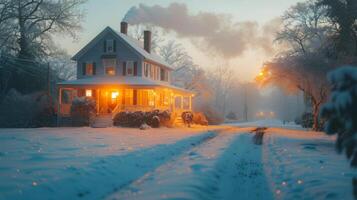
{"left": 72, "top": 26, "right": 173, "bottom": 70}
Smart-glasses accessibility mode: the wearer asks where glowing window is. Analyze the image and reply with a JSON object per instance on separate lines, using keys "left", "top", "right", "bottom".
{"left": 111, "top": 91, "right": 119, "bottom": 99}
{"left": 124, "top": 89, "right": 133, "bottom": 105}
{"left": 103, "top": 59, "right": 116, "bottom": 75}
{"left": 85, "top": 63, "right": 93, "bottom": 75}
{"left": 85, "top": 89, "right": 92, "bottom": 97}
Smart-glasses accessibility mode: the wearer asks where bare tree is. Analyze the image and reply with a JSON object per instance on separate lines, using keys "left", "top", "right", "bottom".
{"left": 129, "top": 24, "right": 163, "bottom": 53}
{"left": 209, "top": 63, "right": 235, "bottom": 116}
{"left": 4, "top": 0, "right": 87, "bottom": 59}
{"left": 258, "top": 0, "right": 337, "bottom": 130}
{"left": 276, "top": 0, "right": 332, "bottom": 55}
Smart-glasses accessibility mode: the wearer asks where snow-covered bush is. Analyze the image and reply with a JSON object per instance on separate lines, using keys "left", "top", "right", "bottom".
{"left": 300, "top": 112, "right": 314, "bottom": 128}
{"left": 0, "top": 89, "right": 55, "bottom": 127}
{"left": 193, "top": 112, "right": 208, "bottom": 126}
{"left": 201, "top": 107, "right": 224, "bottom": 125}
{"left": 320, "top": 66, "right": 357, "bottom": 167}
{"left": 70, "top": 97, "right": 96, "bottom": 126}
{"left": 226, "top": 111, "right": 237, "bottom": 120}
{"left": 113, "top": 110, "right": 172, "bottom": 128}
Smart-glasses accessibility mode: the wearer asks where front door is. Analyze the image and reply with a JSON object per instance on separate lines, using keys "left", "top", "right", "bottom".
{"left": 99, "top": 90, "right": 120, "bottom": 114}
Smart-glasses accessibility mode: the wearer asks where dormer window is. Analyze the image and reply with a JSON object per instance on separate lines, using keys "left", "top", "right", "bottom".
{"left": 104, "top": 39, "right": 116, "bottom": 53}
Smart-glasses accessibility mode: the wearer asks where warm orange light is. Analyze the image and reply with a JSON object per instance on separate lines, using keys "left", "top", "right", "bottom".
{"left": 111, "top": 91, "right": 119, "bottom": 99}
{"left": 85, "top": 89, "right": 92, "bottom": 97}
{"left": 258, "top": 71, "right": 264, "bottom": 76}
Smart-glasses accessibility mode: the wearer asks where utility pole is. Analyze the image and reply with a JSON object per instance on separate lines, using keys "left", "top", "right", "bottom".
{"left": 243, "top": 83, "right": 248, "bottom": 121}
{"left": 47, "top": 62, "right": 52, "bottom": 106}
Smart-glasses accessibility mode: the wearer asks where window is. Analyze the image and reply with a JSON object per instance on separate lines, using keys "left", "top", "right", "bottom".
{"left": 150, "top": 64, "right": 154, "bottom": 78}
{"left": 126, "top": 61, "right": 134, "bottom": 76}
{"left": 183, "top": 96, "right": 190, "bottom": 109}
{"left": 85, "top": 89, "right": 92, "bottom": 97}
{"left": 156, "top": 66, "right": 160, "bottom": 80}
{"left": 106, "top": 39, "right": 114, "bottom": 52}
{"left": 160, "top": 68, "right": 165, "bottom": 81}
{"left": 165, "top": 71, "right": 169, "bottom": 82}
{"left": 124, "top": 89, "right": 133, "bottom": 105}
{"left": 85, "top": 63, "right": 93, "bottom": 75}
{"left": 175, "top": 96, "right": 182, "bottom": 109}
{"left": 103, "top": 59, "right": 116, "bottom": 75}
{"left": 144, "top": 63, "right": 150, "bottom": 77}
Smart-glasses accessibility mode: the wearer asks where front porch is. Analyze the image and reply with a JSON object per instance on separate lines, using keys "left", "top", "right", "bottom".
{"left": 58, "top": 86, "right": 194, "bottom": 118}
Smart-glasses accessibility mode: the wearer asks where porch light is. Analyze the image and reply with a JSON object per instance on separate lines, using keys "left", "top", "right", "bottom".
{"left": 85, "top": 89, "right": 92, "bottom": 97}
{"left": 111, "top": 92, "right": 119, "bottom": 99}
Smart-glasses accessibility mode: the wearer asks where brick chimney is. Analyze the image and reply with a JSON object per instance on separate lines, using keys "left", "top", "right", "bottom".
{"left": 120, "top": 21, "right": 128, "bottom": 35}
{"left": 144, "top": 30, "right": 151, "bottom": 53}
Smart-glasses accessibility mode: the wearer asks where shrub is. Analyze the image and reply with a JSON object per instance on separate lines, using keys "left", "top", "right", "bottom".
{"left": 300, "top": 112, "right": 314, "bottom": 128}
{"left": 193, "top": 112, "right": 208, "bottom": 126}
{"left": 226, "top": 111, "right": 237, "bottom": 120}
{"left": 70, "top": 97, "right": 96, "bottom": 126}
{"left": 113, "top": 110, "right": 172, "bottom": 128}
{"left": 0, "top": 89, "right": 56, "bottom": 128}
{"left": 203, "top": 107, "right": 224, "bottom": 125}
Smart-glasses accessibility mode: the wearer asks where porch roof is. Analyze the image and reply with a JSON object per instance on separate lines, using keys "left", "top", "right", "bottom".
{"left": 57, "top": 76, "right": 194, "bottom": 94}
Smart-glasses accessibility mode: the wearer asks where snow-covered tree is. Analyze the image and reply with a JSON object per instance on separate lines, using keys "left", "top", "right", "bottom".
{"left": 258, "top": 0, "right": 336, "bottom": 130}
{"left": 320, "top": 66, "right": 357, "bottom": 167}
{"left": 0, "top": 0, "right": 86, "bottom": 59}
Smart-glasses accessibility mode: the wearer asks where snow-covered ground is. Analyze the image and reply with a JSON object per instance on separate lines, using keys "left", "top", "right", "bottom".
{"left": 0, "top": 122, "right": 355, "bottom": 200}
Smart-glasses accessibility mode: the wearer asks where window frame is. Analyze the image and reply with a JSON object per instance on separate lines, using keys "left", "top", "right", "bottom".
{"left": 106, "top": 39, "right": 114, "bottom": 53}
{"left": 85, "top": 63, "right": 94, "bottom": 76}
{"left": 126, "top": 61, "right": 134, "bottom": 76}
{"left": 103, "top": 58, "right": 116, "bottom": 76}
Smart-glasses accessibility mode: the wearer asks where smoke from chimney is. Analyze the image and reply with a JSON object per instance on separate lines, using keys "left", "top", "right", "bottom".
{"left": 123, "top": 3, "right": 280, "bottom": 58}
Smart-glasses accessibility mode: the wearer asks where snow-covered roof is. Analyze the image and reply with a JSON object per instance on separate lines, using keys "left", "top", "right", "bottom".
{"left": 72, "top": 27, "right": 173, "bottom": 70}
{"left": 57, "top": 76, "right": 193, "bottom": 94}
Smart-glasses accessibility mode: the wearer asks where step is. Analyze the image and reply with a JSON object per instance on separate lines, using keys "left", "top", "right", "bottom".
{"left": 91, "top": 115, "right": 113, "bottom": 128}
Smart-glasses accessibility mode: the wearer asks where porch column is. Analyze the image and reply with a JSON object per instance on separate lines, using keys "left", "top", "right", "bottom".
{"left": 96, "top": 89, "right": 100, "bottom": 114}
{"left": 180, "top": 95, "right": 183, "bottom": 110}
{"left": 189, "top": 95, "right": 192, "bottom": 110}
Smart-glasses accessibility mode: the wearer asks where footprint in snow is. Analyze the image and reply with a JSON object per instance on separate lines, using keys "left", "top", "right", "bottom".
{"left": 190, "top": 164, "right": 206, "bottom": 172}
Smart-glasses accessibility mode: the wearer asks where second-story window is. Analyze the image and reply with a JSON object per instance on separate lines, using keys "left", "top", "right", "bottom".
{"left": 82, "top": 62, "right": 96, "bottom": 76}
{"left": 126, "top": 61, "right": 134, "bottom": 76}
{"left": 103, "top": 59, "right": 116, "bottom": 75}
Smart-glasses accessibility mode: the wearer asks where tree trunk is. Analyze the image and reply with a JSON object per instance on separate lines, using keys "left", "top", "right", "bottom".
{"left": 312, "top": 104, "right": 320, "bottom": 131}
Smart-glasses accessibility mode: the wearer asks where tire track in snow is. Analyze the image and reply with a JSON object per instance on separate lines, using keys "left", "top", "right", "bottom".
{"left": 215, "top": 133, "right": 274, "bottom": 200}
{"left": 4, "top": 131, "right": 217, "bottom": 200}
{"left": 105, "top": 129, "right": 269, "bottom": 200}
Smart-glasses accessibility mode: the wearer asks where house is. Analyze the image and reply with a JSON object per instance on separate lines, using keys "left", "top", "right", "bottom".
{"left": 57, "top": 22, "right": 194, "bottom": 123}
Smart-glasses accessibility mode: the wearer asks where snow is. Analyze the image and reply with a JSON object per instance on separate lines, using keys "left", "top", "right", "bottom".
{"left": 0, "top": 126, "right": 222, "bottom": 200}
{"left": 264, "top": 128, "right": 355, "bottom": 199}
{"left": 229, "top": 119, "right": 303, "bottom": 130}
{"left": 0, "top": 124, "right": 355, "bottom": 200}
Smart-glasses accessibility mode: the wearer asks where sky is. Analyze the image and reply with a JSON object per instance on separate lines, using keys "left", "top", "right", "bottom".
{"left": 55, "top": 0, "right": 303, "bottom": 81}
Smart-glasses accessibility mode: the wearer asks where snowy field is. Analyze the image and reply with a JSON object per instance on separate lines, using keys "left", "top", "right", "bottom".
{"left": 0, "top": 122, "right": 355, "bottom": 200}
